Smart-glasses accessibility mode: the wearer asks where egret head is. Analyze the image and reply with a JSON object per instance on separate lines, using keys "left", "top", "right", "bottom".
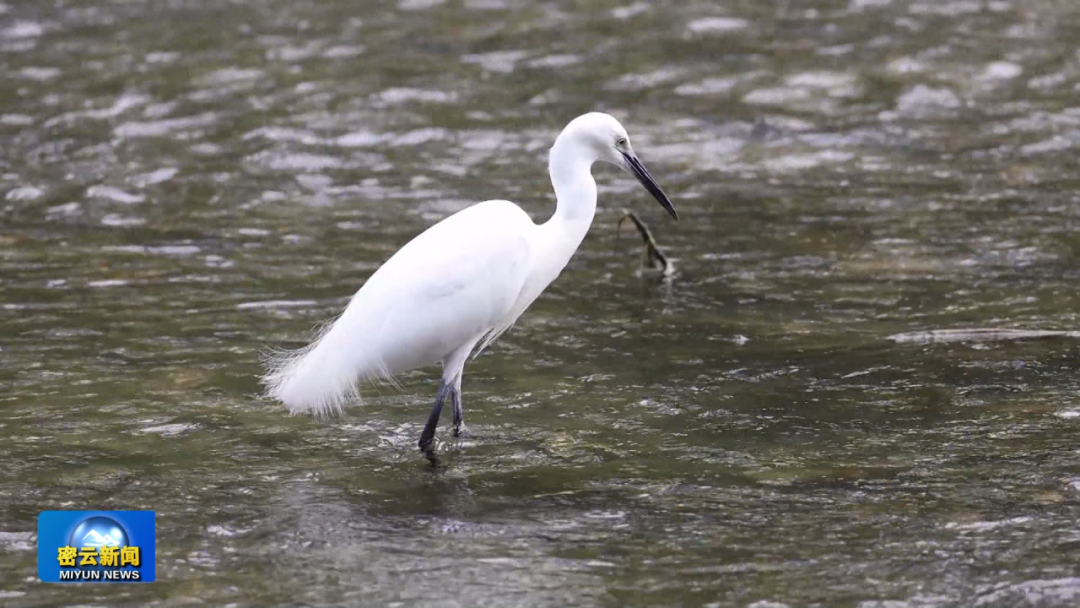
{"left": 556, "top": 112, "right": 678, "bottom": 220}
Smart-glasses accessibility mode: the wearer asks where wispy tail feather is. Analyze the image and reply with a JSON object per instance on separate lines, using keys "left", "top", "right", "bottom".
{"left": 261, "top": 312, "right": 377, "bottom": 418}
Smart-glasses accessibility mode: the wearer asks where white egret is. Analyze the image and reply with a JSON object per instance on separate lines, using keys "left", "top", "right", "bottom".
{"left": 262, "top": 112, "right": 678, "bottom": 458}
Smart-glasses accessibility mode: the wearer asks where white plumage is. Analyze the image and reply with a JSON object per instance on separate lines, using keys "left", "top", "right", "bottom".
{"left": 262, "top": 112, "right": 677, "bottom": 456}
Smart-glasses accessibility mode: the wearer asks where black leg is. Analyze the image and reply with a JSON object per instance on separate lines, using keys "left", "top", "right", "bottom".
{"left": 419, "top": 381, "right": 451, "bottom": 457}
{"left": 451, "top": 385, "right": 469, "bottom": 438}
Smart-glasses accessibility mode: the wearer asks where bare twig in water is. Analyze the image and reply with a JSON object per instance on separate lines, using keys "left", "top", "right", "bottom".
{"left": 888, "top": 328, "right": 1080, "bottom": 344}
{"left": 617, "top": 210, "right": 673, "bottom": 277}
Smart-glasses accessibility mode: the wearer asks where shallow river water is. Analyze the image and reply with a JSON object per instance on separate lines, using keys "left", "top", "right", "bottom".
{"left": 2, "top": 0, "right": 1080, "bottom": 606}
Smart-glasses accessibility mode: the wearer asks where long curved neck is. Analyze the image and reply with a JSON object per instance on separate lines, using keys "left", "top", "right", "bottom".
{"left": 515, "top": 141, "right": 598, "bottom": 294}
{"left": 545, "top": 141, "right": 597, "bottom": 247}
{"left": 508, "top": 139, "right": 598, "bottom": 311}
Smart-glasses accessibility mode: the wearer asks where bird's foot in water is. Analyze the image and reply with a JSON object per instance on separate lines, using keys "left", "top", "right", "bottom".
{"left": 419, "top": 431, "right": 439, "bottom": 460}
{"left": 453, "top": 423, "right": 471, "bottom": 439}
{"left": 419, "top": 441, "right": 440, "bottom": 467}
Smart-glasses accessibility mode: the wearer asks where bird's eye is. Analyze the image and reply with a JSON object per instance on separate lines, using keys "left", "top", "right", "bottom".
{"left": 615, "top": 136, "right": 628, "bottom": 147}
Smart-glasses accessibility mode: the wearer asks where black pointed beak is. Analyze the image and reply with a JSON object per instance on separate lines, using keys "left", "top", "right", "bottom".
{"left": 621, "top": 151, "right": 678, "bottom": 220}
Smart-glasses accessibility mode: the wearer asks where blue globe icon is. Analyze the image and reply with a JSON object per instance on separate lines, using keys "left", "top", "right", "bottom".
{"left": 70, "top": 516, "right": 129, "bottom": 550}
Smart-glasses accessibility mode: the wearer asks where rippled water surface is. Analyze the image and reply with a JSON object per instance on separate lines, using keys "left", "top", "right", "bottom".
{"left": 3, "top": 0, "right": 1080, "bottom": 606}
